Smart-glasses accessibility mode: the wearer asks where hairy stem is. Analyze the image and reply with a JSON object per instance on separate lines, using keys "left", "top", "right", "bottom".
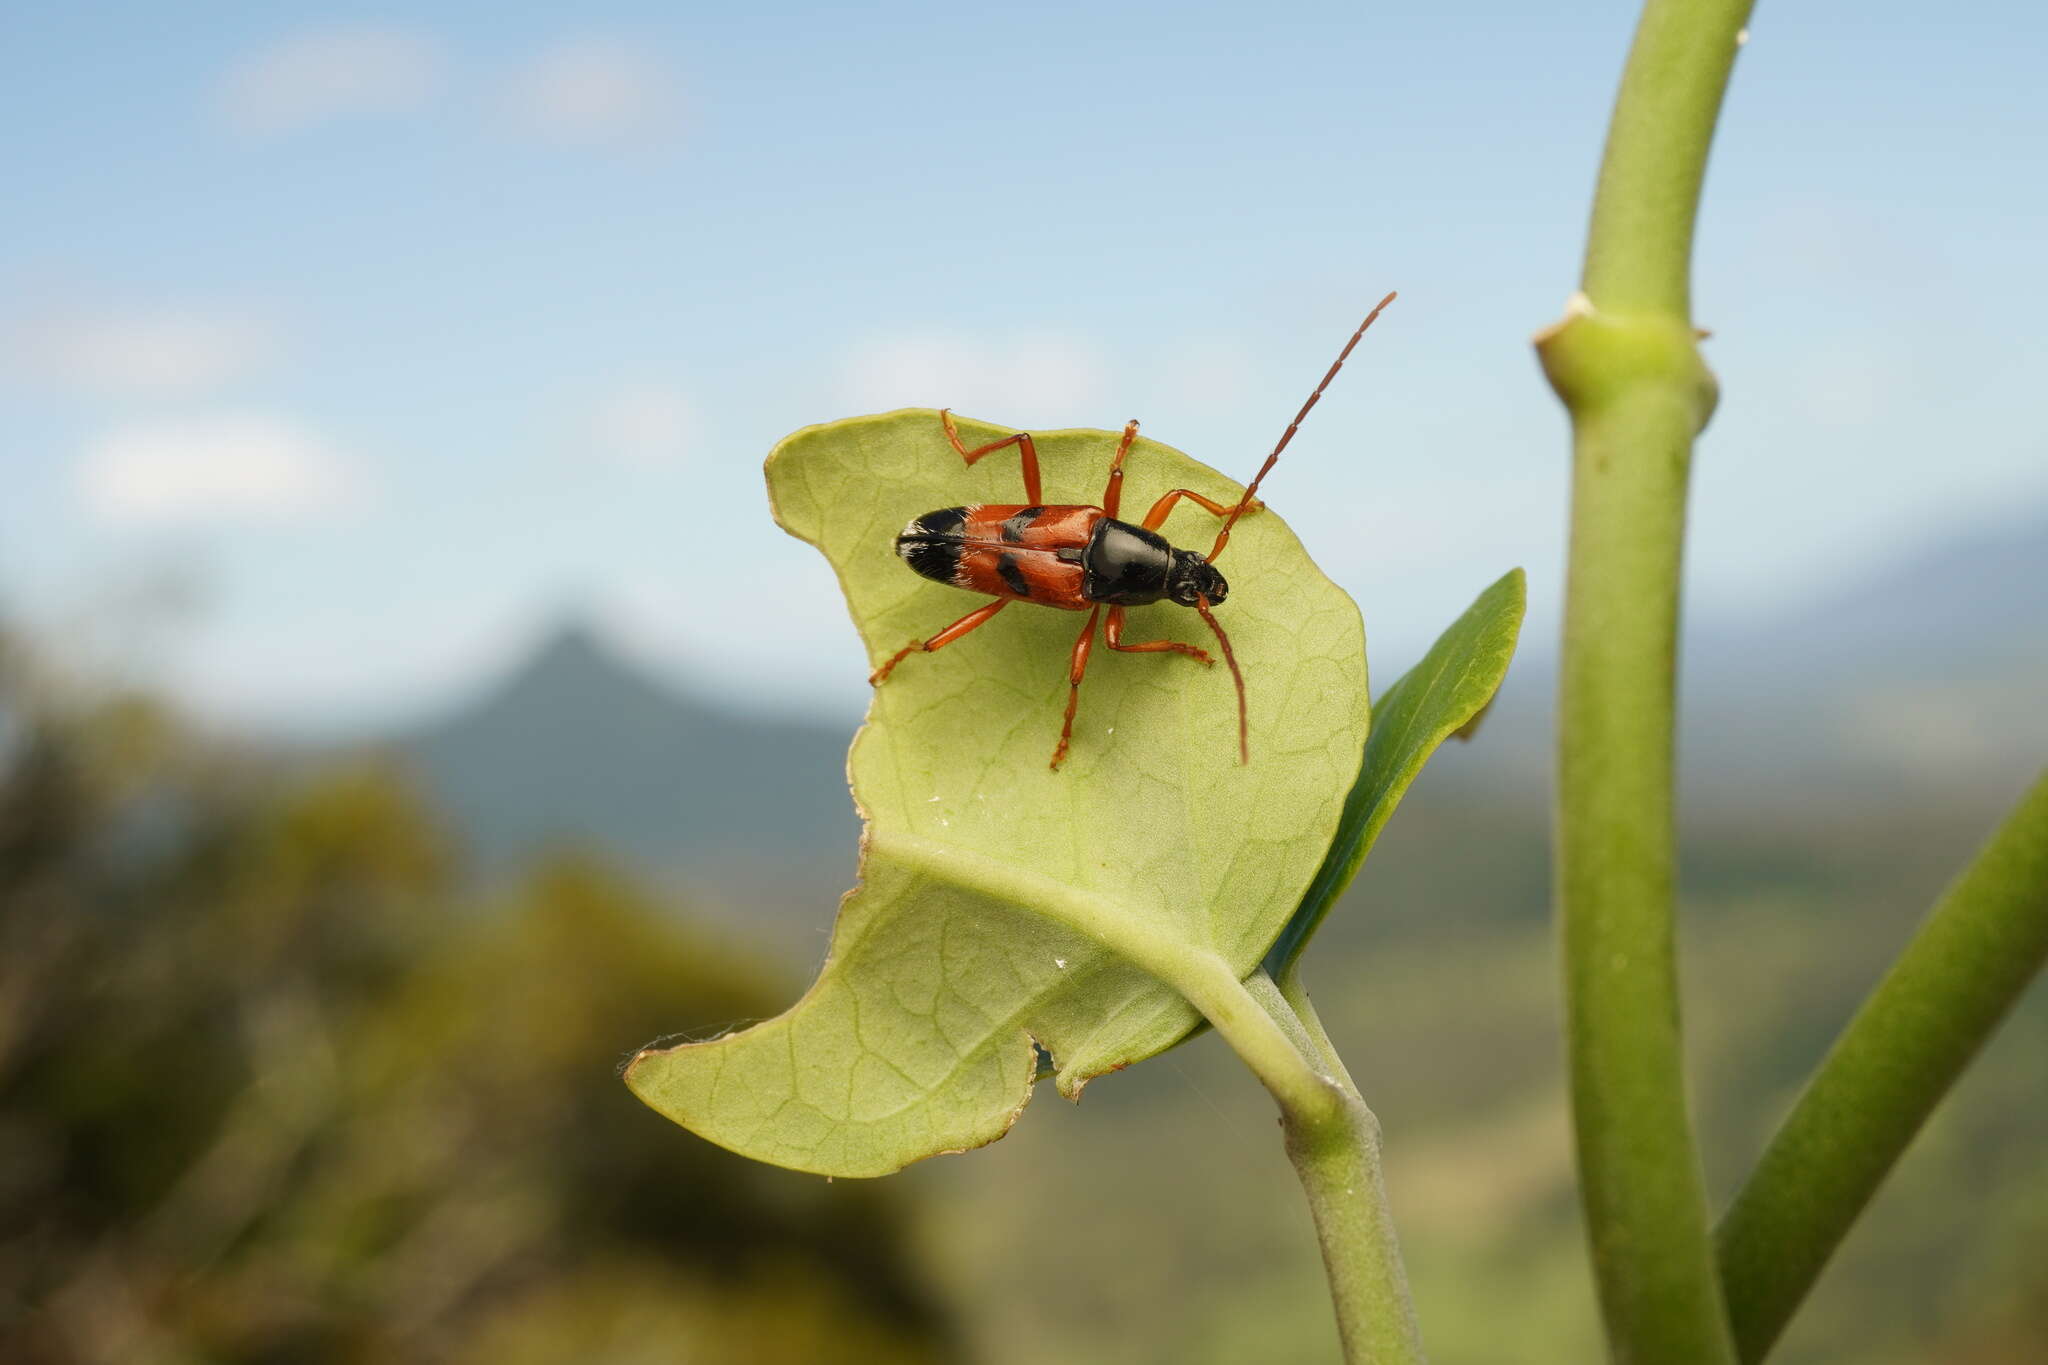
{"left": 1715, "top": 769, "right": 2048, "bottom": 1361}
{"left": 1538, "top": 1, "right": 1754, "bottom": 1359}
{"left": 1246, "top": 968, "right": 1422, "bottom": 1365}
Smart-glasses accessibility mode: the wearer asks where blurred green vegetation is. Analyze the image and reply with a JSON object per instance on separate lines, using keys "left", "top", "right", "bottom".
{"left": 0, "top": 628, "right": 957, "bottom": 1365}
{"left": 3, "top": 620, "right": 2043, "bottom": 1364}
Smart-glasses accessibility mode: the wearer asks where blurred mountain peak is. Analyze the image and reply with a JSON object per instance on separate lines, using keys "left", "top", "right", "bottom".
{"left": 529, "top": 614, "right": 610, "bottom": 666}
{"left": 395, "top": 612, "right": 856, "bottom": 891}
{"left": 487, "top": 615, "right": 703, "bottom": 720}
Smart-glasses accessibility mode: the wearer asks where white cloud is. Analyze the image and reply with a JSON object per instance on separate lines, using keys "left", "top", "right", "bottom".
{"left": 218, "top": 26, "right": 440, "bottom": 137}
{"left": 837, "top": 332, "right": 1106, "bottom": 425}
{"left": 17, "top": 309, "right": 276, "bottom": 397}
{"left": 77, "top": 413, "right": 369, "bottom": 528}
{"left": 504, "top": 38, "right": 680, "bottom": 144}
{"left": 588, "top": 384, "right": 695, "bottom": 469}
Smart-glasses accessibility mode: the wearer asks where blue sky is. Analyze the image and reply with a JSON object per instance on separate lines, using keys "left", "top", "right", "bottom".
{"left": 4, "top": 2, "right": 2045, "bottom": 729}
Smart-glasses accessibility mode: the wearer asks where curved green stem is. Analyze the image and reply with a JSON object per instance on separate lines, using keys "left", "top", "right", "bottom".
{"left": 1581, "top": 3, "right": 1754, "bottom": 316}
{"left": 1247, "top": 968, "right": 1422, "bottom": 1365}
{"left": 876, "top": 831, "right": 1333, "bottom": 1119}
{"left": 875, "top": 833, "right": 1421, "bottom": 1362}
{"left": 1715, "top": 769, "right": 2048, "bottom": 1362}
{"left": 1539, "top": 1, "right": 1754, "bottom": 1360}
{"left": 1175, "top": 950, "right": 1347, "bottom": 1129}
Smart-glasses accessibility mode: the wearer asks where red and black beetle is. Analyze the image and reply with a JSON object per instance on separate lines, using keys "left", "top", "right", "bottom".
{"left": 873, "top": 291, "right": 1396, "bottom": 769}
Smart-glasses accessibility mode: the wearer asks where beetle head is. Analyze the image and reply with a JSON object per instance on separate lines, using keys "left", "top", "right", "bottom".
{"left": 1167, "top": 551, "right": 1228, "bottom": 608}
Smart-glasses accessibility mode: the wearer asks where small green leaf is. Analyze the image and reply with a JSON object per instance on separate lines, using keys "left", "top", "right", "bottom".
{"left": 627, "top": 410, "right": 1367, "bottom": 1176}
{"left": 1261, "top": 568, "right": 1526, "bottom": 977}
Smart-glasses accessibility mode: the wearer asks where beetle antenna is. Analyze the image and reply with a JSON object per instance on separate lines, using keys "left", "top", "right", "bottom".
{"left": 1207, "top": 290, "right": 1397, "bottom": 563}
{"left": 1194, "top": 595, "right": 1248, "bottom": 764}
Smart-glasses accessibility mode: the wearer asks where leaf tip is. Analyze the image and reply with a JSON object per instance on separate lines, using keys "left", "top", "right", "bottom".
{"left": 1493, "top": 565, "right": 1529, "bottom": 607}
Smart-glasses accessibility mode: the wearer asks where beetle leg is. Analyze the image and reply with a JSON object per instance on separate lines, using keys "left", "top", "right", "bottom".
{"left": 1139, "top": 487, "right": 1264, "bottom": 532}
{"left": 940, "top": 409, "right": 1042, "bottom": 504}
{"left": 1104, "top": 605, "right": 1213, "bottom": 666}
{"left": 1100, "top": 420, "right": 1139, "bottom": 518}
{"left": 1050, "top": 606, "right": 1103, "bottom": 770}
{"left": 870, "top": 599, "right": 1009, "bottom": 684}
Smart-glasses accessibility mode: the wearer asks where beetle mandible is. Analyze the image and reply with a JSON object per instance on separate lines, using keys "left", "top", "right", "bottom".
{"left": 873, "top": 291, "right": 1396, "bottom": 769}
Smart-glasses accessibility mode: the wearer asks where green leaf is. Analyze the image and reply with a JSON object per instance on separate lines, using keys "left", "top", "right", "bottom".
{"left": 1261, "top": 568, "right": 1526, "bottom": 978}
{"left": 626, "top": 409, "right": 1368, "bottom": 1176}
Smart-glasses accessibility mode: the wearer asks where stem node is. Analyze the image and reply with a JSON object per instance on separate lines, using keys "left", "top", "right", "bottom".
{"left": 1536, "top": 305, "right": 1719, "bottom": 432}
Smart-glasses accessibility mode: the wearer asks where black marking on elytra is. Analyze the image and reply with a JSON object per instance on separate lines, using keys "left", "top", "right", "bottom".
{"left": 896, "top": 534, "right": 963, "bottom": 584}
{"left": 996, "top": 551, "right": 1032, "bottom": 598}
{"left": 896, "top": 506, "right": 973, "bottom": 586}
{"left": 906, "top": 506, "right": 967, "bottom": 540}
{"left": 1000, "top": 506, "right": 1043, "bottom": 543}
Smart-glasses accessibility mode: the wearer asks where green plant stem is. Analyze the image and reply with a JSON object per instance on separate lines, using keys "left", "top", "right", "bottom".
{"left": 1275, "top": 966, "right": 1360, "bottom": 1096}
{"left": 1714, "top": 769, "right": 2048, "bottom": 1362}
{"left": 1174, "top": 950, "right": 1349, "bottom": 1128}
{"left": 1246, "top": 968, "right": 1422, "bottom": 1365}
{"left": 880, "top": 837, "right": 1425, "bottom": 1356}
{"left": 884, "top": 837, "right": 1427, "bottom": 1363}
{"left": 879, "top": 829, "right": 1424, "bottom": 1364}
{"left": 1539, "top": 2, "right": 1754, "bottom": 1360}
{"left": 1126, "top": 951, "right": 1423, "bottom": 1365}
{"left": 1581, "top": 2, "right": 1755, "bottom": 317}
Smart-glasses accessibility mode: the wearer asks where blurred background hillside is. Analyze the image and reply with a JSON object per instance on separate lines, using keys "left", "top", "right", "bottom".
{"left": 4, "top": 4, "right": 2046, "bottom": 1363}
